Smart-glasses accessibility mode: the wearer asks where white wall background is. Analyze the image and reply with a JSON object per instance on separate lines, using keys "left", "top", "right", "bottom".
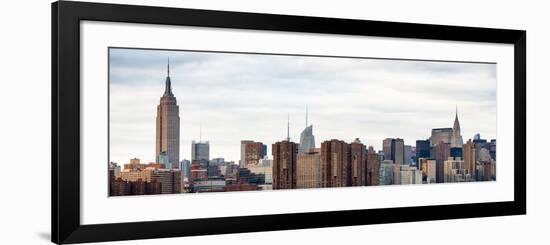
{"left": 0, "top": 0, "right": 547, "bottom": 244}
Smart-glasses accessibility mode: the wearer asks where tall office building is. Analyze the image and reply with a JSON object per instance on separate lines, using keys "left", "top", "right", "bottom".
{"left": 463, "top": 139, "right": 476, "bottom": 179}
{"left": 272, "top": 140, "right": 298, "bottom": 190}
{"left": 240, "top": 140, "right": 266, "bottom": 167}
{"left": 450, "top": 107, "right": 464, "bottom": 148}
{"left": 404, "top": 145, "right": 413, "bottom": 165}
{"left": 366, "top": 150, "right": 380, "bottom": 186}
{"left": 298, "top": 105, "right": 316, "bottom": 154}
{"left": 155, "top": 58, "right": 180, "bottom": 166}
{"left": 191, "top": 140, "right": 210, "bottom": 166}
{"left": 349, "top": 138, "right": 366, "bottom": 186}
{"left": 394, "top": 138, "right": 405, "bottom": 164}
{"left": 415, "top": 139, "right": 431, "bottom": 163}
{"left": 321, "top": 139, "right": 351, "bottom": 188}
{"left": 430, "top": 128, "right": 452, "bottom": 147}
{"left": 434, "top": 141, "right": 450, "bottom": 183}
{"left": 382, "top": 138, "right": 405, "bottom": 164}
{"left": 382, "top": 138, "right": 393, "bottom": 161}
{"left": 296, "top": 148, "right": 322, "bottom": 189}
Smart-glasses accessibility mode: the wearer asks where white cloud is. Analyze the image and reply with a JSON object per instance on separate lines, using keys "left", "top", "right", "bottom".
{"left": 109, "top": 48, "right": 497, "bottom": 165}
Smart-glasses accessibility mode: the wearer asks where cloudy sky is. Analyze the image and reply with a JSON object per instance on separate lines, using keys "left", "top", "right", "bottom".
{"left": 109, "top": 48, "right": 497, "bottom": 165}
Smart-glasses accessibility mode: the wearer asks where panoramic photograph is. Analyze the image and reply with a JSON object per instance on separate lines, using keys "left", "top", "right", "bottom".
{"left": 108, "top": 47, "right": 497, "bottom": 196}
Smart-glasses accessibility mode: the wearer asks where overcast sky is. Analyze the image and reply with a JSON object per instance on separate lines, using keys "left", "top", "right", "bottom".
{"left": 109, "top": 48, "right": 497, "bottom": 165}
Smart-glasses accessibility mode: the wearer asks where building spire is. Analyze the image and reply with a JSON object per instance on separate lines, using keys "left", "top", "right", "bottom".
{"left": 287, "top": 113, "right": 290, "bottom": 141}
{"left": 453, "top": 106, "right": 460, "bottom": 132}
{"left": 305, "top": 104, "right": 308, "bottom": 127}
{"left": 163, "top": 57, "right": 173, "bottom": 97}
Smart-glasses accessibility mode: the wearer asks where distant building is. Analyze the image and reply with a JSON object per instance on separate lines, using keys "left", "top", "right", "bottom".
{"left": 298, "top": 106, "right": 316, "bottom": 154}
{"left": 158, "top": 151, "right": 170, "bottom": 169}
{"left": 191, "top": 178, "right": 226, "bottom": 193}
{"left": 400, "top": 165, "right": 423, "bottom": 185}
{"left": 450, "top": 108, "right": 464, "bottom": 148}
{"left": 296, "top": 148, "right": 322, "bottom": 189}
{"left": 444, "top": 157, "right": 472, "bottom": 183}
{"left": 240, "top": 140, "right": 266, "bottom": 167}
{"left": 321, "top": 139, "right": 351, "bottom": 187}
{"left": 416, "top": 139, "right": 431, "bottom": 164}
{"left": 110, "top": 178, "right": 161, "bottom": 196}
{"left": 151, "top": 169, "right": 182, "bottom": 194}
{"left": 219, "top": 162, "right": 239, "bottom": 178}
{"left": 476, "top": 148, "right": 495, "bottom": 181}
{"left": 366, "top": 150, "right": 380, "bottom": 186}
{"left": 272, "top": 140, "right": 298, "bottom": 190}
{"left": 394, "top": 139, "right": 405, "bottom": 165}
{"left": 247, "top": 165, "right": 273, "bottom": 185}
{"left": 379, "top": 160, "right": 395, "bottom": 185}
{"left": 404, "top": 145, "right": 413, "bottom": 165}
{"left": 155, "top": 60, "right": 180, "bottom": 166}
{"left": 189, "top": 161, "right": 207, "bottom": 182}
{"left": 382, "top": 138, "right": 393, "bottom": 161}
{"left": 418, "top": 158, "right": 437, "bottom": 184}
{"left": 382, "top": 138, "right": 405, "bottom": 164}
{"left": 109, "top": 162, "right": 121, "bottom": 182}
{"left": 434, "top": 141, "right": 450, "bottom": 183}
{"left": 349, "top": 139, "right": 367, "bottom": 186}
{"left": 463, "top": 140, "right": 476, "bottom": 180}
{"left": 191, "top": 140, "right": 210, "bottom": 166}
{"left": 179, "top": 159, "right": 191, "bottom": 178}
{"left": 118, "top": 169, "right": 153, "bottom": 183}
{"left": 474, "top": 133, "right": 481, "bottom": 141}
{"left": 430, "top": 128, "right": 452, "bottom": 147}
{"left": 450, "top": 147, "right": 463, "bottom": 159}
{"left": 426, "top": 159, "right": 436, "bottom": 183}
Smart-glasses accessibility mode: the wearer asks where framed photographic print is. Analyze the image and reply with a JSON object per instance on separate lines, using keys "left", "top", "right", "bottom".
{"left": 52, "top": 1, "right": 526, "bottom": 244}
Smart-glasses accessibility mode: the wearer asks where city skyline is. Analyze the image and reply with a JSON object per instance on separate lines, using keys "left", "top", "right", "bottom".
{"left": 109, "top": 48, "right": 497, "bottom": 166}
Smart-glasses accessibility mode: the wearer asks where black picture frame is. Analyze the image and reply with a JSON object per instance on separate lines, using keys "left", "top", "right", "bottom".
{"left": 52, "top": 1, "right": 526, "bottom": 244}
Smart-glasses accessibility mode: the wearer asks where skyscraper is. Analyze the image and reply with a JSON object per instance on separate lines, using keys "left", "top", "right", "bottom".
{"left": 272, "top": 118, "right": 298, "bottom": 190}
{"left": 272, "top": 140, "right": 298, "bottom": 190}
{"left": 382, "top": 138, "right": 393, "bottom": 161}
{"left": 430, "top": 128, "right": 452, "bottom": 147}
{"left": 382, "top": 138, "right": 405, "bottom": 164}
{"left": 366, "top": 150, "right": 380, "bottom": 186}
{"left": 450, "top": 107, "right": 464, "bottom": 159}
{"left": 434, "top": 141, "right": 450, "bottom": 183}
{"left": 394, "top": 138, "right": 405, "bottom": 165}
{"left": 349, "top": 138, "right": 366, "bottom": 186}
{"left": 191, "top": 140, "right": 210, "bottom": 166}
{"left": 404, "top": 145, "right": 413, "bottom": 165}
{"left": 298, "top": 105, "right": 316, "bottom": 154}
{"left": 415, "top": 139, "right": 431, "bottom": 160}
{"left": 450, "top": 107, "right": 464, "bottom": 148}
{"left": 462, "top": 140, "right": 476, "bottom": 179}
{"left": 155, "top": 58, "right": 180, "bottom": 166}
{"left": 320, "top": 139, "right": 351, "bottom": 188}
{"left": 296, "top": 148, "right": 322, "bottom": 189}
{"left": 240, "top": 140, "right": 266, "bottom": 167}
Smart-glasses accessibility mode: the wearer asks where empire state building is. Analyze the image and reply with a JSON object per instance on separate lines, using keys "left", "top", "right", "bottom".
{"left": 155, "top": 59, "right": 180, "bottom": 167}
